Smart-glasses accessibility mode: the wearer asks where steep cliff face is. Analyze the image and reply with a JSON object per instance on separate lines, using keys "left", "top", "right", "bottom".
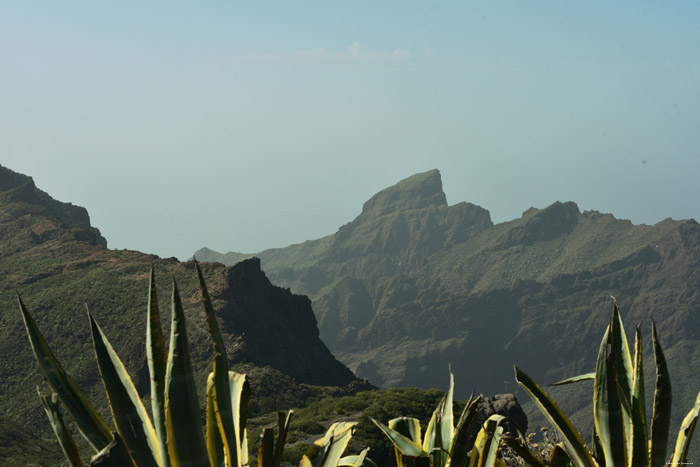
{"left": 0, "top": 164, "right": 359, "bottom": 464}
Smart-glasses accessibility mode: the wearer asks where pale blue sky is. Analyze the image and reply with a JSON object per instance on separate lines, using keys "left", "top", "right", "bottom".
{"left": 2, "top": 2, "right": 700, "bottom": 259}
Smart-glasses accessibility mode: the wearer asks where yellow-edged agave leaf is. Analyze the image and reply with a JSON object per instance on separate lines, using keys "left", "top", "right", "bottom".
{"left": 669, "top": 390, "right": 700, "bottom": 465}
{"left": 339, "top": 447, "right": 379, "bottom": 467}
{"left": 551, "top": 373, "right": 595, "bottom": 386}
{"left": 19, "top": 296, "right": 113, "bottom": 452}
{"left": 206, "top": 373, "right": 224, "bottom": 467}
{"left": 195, "top": 260, "right": 238, "bottom": 463}
{"left": 164, "top": 281, "right": 209, "bottom": 466}
{"left": 88, "top": 311, "right": 160, "bottom": 467}
{"left": 230, "top": 371, "right": 252, "bottom": 467}
{"left": 593, "top": 326, "right": 627, "bottom": 467}
{"left": 147, "top": 268, "right": 169, "bottom": 467}
{"left": 548, "top": 443, "right": 574, "bottom": 467}
{"left": 649, "top": 320, "right": 671, "bottom": 467}
{"left": 448, "top": 393, "right": 481, "bottom": 467}
{"left": 391, "top": 417, "right": 423, "bottom": 446}
{"left": 273, "top": 410, "right": 293, "bottom": 467}
{"left": 373, "top": 418, "right": 427, "bottom": 458}
{"left": 423, "top": 370, "right": 454, "bottom": 467}
{"left": 469, "top": 415, "right": 506, "bottom": 467}
{"left": 514, "top": 365, "right": 597, "bottom": 467}
{"left": 258, "top": 427, "right": 274, "bottom": 467}
{"left": 37, "top": 388, "right": 85, "bottom": 467}
{"left": 300, "top": 421, "right": 357, "bottom": 467}
{"left": 628, "top": 326, "right": 647, "bottom": 467}
{"left": 609, "top": 303, "right": 634, "bottom": 407}
{"left": 90, "top": 431, "right": 136, "bottom": 467}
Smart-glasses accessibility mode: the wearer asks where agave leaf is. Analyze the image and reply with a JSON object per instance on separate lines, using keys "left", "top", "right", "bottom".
{"left": 448, "top": 393, "right": 481, "bottom": 466}
{"left": 628, "top": 325, "right": 647, "bottom": 467}
{"left": 88, "top": 311, "right": 160, "bottom": 467}
{"left": 273, "top": 410, "right": 293, "bottom": 467}
{"left": 164, "top": 280, "right": 209, "bottom": 466}
{"left": 593, "top": 326, "right": 627, "bottom": 467}
{"left": 390, "top": 417, "right": 423, "bottom": 446}
{"left": 194, "top": 260, "right": 238, "bottom": 463}
{"left": 551, "top": 373, "right": 596, "bottom": 386}
{"left": 649, "top": 320, "right": 671, "bottom": 467}
{"left": 18, "top": 296, "right": 112, "bottom": 452}
{"left": 609, "top": 303, "right": 634, "bottom": 408}
{"left": 424, "top": 369, "right": 454, "bottom": 467}
{"left": 339, "top": 448, "right": 379, "bottom": 467}
{"left": 37, "top": 388, "right": 85, "bottom": 467}
{"left": 372, "top": 418, "right": 428, "bottom": 458}
{"left": 230, "top": 371, "right": 252, "bottom": 467}
{"left": 147, "top": 268, "right": 169, "bottom": 466}
{"left": 514, "top": 365, "right": 596, "bottom": 467}
{"left": 469, "top": 414, "right": 506, "bottom": 467}
{"left": 258, "top": 427, "right": 275, "bottom": 467}
{"left": 90, "top": 431, "right": 136, "bottom": 467}
{"left": 206, "top": 373, "right": 224, "bottom": 467}
{"left": 669, "top": 390, "right": 700, "bottom": 465}
{"left": 300, "top": 421, "right": 357, "bottom": 467}
{"left": 548, "top": 443, "right": 574, "bottom": 467}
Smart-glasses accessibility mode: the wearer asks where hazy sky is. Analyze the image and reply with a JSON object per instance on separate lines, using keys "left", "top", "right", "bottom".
{"left": 3, "top": 2, "right": 700, "bottom": 260}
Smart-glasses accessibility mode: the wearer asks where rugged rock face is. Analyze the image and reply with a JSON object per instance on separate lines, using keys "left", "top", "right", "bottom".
{"left": 199, "top": 169, "right": 700, "bottom": 444}
{"left": 0, "top": 164, "right": 359, "bottom": 464}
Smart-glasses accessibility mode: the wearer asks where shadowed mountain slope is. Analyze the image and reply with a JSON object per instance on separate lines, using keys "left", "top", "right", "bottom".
{"left": 198, "top": 168, "right": 700, "bottom": 444}
{"left": 0, "top": 165, "right": 359, "bottom": 465}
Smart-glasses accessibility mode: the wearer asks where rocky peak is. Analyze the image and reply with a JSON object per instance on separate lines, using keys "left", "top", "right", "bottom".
{"left": 359, "top": 169, "right": 447, "bottom": 219}
{"left": 0, "top": 164, "right": 107, "bottom": 247}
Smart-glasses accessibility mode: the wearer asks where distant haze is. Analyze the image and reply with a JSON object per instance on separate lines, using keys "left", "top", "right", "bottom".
{"left": 3, "top": 2, "right": 700, "bottom": 260}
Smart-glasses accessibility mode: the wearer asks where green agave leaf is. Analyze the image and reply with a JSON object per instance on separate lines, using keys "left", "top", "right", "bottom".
{"left": 593, "top": 326, "right": 627, "bottom": 467}
{"left": 390, "top": 417, "right": 423, "bottom": 446}
{"left": 206, "top": 373, "right": 225, "bottom": 467}
{"left": 514, "top": 365, "right": 596, "bottom": 467}
{"left": 469, "top": 414, "right": 506, "bottom": 467}
{"left": 164, "top": 280, "right": 209, "bottom": 466}
{"left": 609, "top": 303, "right": 634, "bottom": 408}
{"left": 423, "top": 369, "right": 454, "bottom": 467}
{"left": 339, "top": 448, "right": 379, "bottom": 467}
{"left": 273, "top": 410, "right": 293, "bottom": 467}
{"left": 649, "top": 319, "right": 671, "bottom": 467}
{"left": 88, "top": 311, "right": 160, "bottom": 467}
{"left": 147, "top": 268, "right": 169, "bottom": 467}
{"left": 372, "top": 418, "right": 427, "bottom": 458}
{"left": 194, "top": 260, "right": 238, "bottom": 464}
{"left": 551, "top": 373, "right": 596, "bottom": 386}
{"left": 300, "top": 421, "right": 357, "bottom": 467}
{"left": 548, "top": 443, "right": 574, "bottom": 467}
{"left": 258, "top": 427, "right": 274, "bottom": 467}
{"left": 18, "top": 296, "right": 112, "bottom": 452}
{"left": 37, "top": 387, "right": 85, "bottom": 467}
{"left": 90, "top": 431, "right": 136, "bottom": 467}
{"left": 230, "top": 371, "right": 252, "bottom": 467}
{"left": 669, "top": 390, "right": 700, "bottom": 465}
{"left": 628, "top": 325, "right": 647, "bottom": 467}
{"left": 448, "top": 393, "right": 482, "bottom": 467}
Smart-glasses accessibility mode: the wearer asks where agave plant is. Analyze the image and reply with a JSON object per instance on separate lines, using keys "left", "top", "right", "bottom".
{"left": 371, "top": 370, "right": 522, "bottom": 467}
{"left": 21, "top": 261, "right": 360, "bottom": 466}
{"left": 512, "top": 302, "right": 700, "bottom": 467}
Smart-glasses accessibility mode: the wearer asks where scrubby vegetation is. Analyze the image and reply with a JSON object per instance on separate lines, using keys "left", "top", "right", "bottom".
{"left": 21, "top": 264, "right": 700, "bottom": 466}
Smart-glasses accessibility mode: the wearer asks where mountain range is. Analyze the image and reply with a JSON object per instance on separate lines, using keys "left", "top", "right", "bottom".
{"left": 197, "top": 169, "right": 700, "bottom": 439}
{"left": 0, "top": 164, "right": 365, "bottom": 465}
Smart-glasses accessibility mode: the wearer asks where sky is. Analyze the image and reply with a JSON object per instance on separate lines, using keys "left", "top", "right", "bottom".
{"left": 2, "top": 1, "right": 700, "bottom": 260}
